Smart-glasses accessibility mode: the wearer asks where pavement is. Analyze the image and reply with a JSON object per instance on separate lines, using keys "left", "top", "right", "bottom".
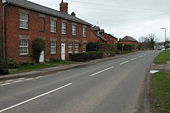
{"left": 0, "top": 50, "right": 159, "bottom": 113}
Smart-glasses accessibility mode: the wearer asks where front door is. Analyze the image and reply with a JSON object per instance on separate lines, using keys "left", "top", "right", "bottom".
{"left": 39, "top": 50, "right": 45, "bottom": 63}
{"left": 61, "top": 43, "right": 66, "bottom": 60}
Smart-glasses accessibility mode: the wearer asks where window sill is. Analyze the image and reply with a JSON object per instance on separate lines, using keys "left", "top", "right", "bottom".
{"left": 19, "top": 28, "right": 29, "bottom": 30}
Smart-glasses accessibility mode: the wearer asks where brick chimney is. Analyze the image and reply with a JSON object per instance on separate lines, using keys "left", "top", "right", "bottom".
{"left": 71, "top": 12, "right": 76, "bottom": 16}
{"left": 60, "top": 0, "right": 68, "bottom": 14}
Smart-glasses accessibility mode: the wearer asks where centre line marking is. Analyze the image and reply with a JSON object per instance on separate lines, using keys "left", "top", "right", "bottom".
{"left": 0, "top": 83, "right": 72, "bottom": 113}
{"left": 120, "top": 61, "right": 129, "bottom": 65}
{"left": 89, "top": 66, "right": 114, "bottom": 77}
{"left": 0, "top": 83, "right": 11, "bottom": 86}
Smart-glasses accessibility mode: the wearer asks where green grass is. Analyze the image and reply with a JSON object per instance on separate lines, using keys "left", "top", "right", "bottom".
{"left": 9, "top": 61, "right": 77, "bottom": 73}
{"left": 154, "top": 50, "right": 170, "bottom": 64}
{"left": 151, "top": 71, "right": 170, "bottom": 113}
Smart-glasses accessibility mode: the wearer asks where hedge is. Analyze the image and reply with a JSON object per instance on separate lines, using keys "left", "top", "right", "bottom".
{"left": 0, "top": 59, "right": 9, "bottom": 75}
{"left": 69, "top": 51, "right": 103, "bottom": 62}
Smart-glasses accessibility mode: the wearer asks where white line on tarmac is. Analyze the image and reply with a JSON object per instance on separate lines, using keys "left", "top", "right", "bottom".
{"left": 0, "top": 83, "right": 73, "bottom": 113}
{"left": 5, "top": 80, "right": 15, "bottom": 83}
{"left": 138, "top": 55, "right": 143, "bottom": 58}
{"left": 131, "top": 58, "right": 137, "bottom": 61}
{"left": 25, "top": 78, "right": 34, "bottom": 81}
{"left": 120, "top": 61, "right": 129, "bottom": 65}
{"left": 0, "top": 83, "right": 11, "bottom": 86}
{"left": 0, "top": 82, "right": 3, "bottom": 84}
{"left": 35, "top": 76, "right": 43, "bottom": 79}
{"left": 12, "top": 80, "right": 24, "bottom": 83}
{"left": 89, "top": 66, "right": 114, "bottom": 77}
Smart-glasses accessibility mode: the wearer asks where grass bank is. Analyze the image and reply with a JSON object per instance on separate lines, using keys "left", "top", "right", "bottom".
{"left": 150, "top": 71, "right": 170, "bottom": 113}
{"left": 9, "top": 61, "right": 76, "bottom": 73}
{"left": 154, "top": 50, "right": 170, "bottom": 64}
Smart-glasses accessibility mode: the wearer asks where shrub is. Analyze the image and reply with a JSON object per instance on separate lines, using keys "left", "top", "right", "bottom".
{"left": 0, "top": 59, "right": 9, "bottom": 75}
{"left": 86, "top": 42, "right": 99, "bottom": 52}
{"left": 7, "top": 59, "right": 19, "bottom": 69}
{"left": 117, "top": 43, "right": 135, "bottom": 51}
{"left": 69, "top": 52, "right": 89, "bottom": 62}
{"left": 32, "top": 38, "right": 45, "bottom": 63}
{"left": 69, "top": 51, "right": 103, "bottom": 62}
{"left": 50, "top": 58, "right": 62, "bottom": 63}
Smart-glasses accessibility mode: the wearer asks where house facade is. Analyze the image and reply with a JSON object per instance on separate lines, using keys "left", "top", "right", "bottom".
{"left": 0, "top": 0, "right": 92, "bottom": 63}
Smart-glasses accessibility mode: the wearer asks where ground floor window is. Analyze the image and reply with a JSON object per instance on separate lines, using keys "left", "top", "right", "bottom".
{"left": 83, "top": 43, "right": 86, "bottom": 52}
{"left": 20, "top": 39, "right": 29, "bottom": 55}
{"left": 75, "top": 42, "right": 79, "bottom": 53}
{"left": 50, "top": 40, "right": 57, "bottom": 54}
{"left": 68, "top": 42, "right": 73, "bottom": 54}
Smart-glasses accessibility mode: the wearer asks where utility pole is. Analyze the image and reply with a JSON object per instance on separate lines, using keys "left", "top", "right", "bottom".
{"left": 161, "top": 28, "right": 167, "bottom": 53}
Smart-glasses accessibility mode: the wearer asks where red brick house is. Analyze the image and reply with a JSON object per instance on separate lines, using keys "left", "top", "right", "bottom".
{"left": 104, "top": 33, "right": 118, "bottom": 44}
{"left": 91, "top": 26, "right": 108, "bottom": 43}
{"left": 0, "top": 0, "right": 93, "bottom": 63}
{"left": 119, "top": 36, "right": 138, "bottom": 46}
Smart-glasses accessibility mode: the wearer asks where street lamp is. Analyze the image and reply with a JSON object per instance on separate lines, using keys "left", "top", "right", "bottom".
{"left": 161, "top": 28, "right": 167, "bottom": 53}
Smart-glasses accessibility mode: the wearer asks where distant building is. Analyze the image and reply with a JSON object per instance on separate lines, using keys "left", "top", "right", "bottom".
{"left": 119, "top": 36, "right": 138, "bottom": 46}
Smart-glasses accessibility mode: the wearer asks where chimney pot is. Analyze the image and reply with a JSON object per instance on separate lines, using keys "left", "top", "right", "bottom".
{"left": 71, "top": 12, "right": 76, "bottom": 16}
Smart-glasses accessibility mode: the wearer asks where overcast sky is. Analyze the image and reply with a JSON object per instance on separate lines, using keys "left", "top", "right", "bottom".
{"left": 28, "top": 0, "right": 170, "bottom": 41}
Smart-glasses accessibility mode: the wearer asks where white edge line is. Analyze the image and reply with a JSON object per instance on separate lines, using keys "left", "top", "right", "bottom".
{"left": 0, "top": 83, "right": 72, "bottom": 113}
{"left": 89, "top": 66, "right": 113, "bottom": 77}
{"left": 120, "top": 61, "right": 129, "bottom": 65}
{"left": 131, "top": 58, "right": 137, "bottom": 61}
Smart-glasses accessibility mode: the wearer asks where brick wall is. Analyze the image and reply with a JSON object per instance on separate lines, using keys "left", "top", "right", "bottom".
{"left": 5, "top": 5, "right": 91, "bottom": 63}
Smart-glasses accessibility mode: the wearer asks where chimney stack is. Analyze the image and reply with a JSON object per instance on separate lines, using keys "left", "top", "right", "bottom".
{"left": 60, "top": 0, "right": 68, "bottom": 14}
{"left": 71, "top": 12, "right": 76, "bottom": 16}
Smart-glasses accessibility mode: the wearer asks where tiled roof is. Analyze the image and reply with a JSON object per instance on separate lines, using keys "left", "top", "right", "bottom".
{"left": 119, "top": 36, "right": 138, "bottom": 42}
{"left": 7, "top": 0, "right": 92, "bottom": 26}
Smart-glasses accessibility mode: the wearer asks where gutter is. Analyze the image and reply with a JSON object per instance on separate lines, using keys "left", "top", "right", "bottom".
{"left": 2, "top": 0, "right": 9, "bottom": 60}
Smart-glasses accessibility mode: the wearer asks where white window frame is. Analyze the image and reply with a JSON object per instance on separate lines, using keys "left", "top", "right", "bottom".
{"left": 75, "top": 42, "right": 79, "bottom": 53}
{"left": 20, "top": 39, "right": 29, "bottom": 55}
{"left": 61, "top": 22, "right": 67, "bottom": 34}
{"left": 51, "top": 19, "right": 57, "bottom": 33}
{"left": 19, "top": 13, "right": 28, "bottom": 29}
{"left": 83, "top": 26, "right": 87, "bottom": 37}
{"left": 72, "top": 24, "right": 77, "bottom": 36}
{"left": 50, "top": 40, "right": 57, "bottom": 54}
{"left": 68, "top": 42, "right": 73, "bottom": 54}
{"left": 83, "top": 43, "right": 86, "bottom": 52}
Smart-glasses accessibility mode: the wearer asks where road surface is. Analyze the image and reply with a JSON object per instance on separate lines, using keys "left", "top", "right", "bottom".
{"left": 0, "top": 50, "right": 159, "bottom": 113}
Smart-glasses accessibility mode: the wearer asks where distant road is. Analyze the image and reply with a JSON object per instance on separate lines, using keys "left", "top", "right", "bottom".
{"left": 0, "top": 50, "right": 159, "bottom": 113}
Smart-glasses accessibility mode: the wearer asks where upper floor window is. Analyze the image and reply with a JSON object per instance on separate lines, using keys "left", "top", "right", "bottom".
{"left": 83, "top": 43, "right": 86, "bottom": 52}
{"left": 20, "top": 39, "right": 29, "bottom": 55}
{"left": 51, "top": 19, "right": 56, "bottom": 33}
{"left": 72, "top": 24, "right": 77, "bottom": 36}
{"left": 83, "top": 26, "right": 87, "bottom": 37}
{"left": 61, "top": 22, "right": 67, "bottom": 34}
{"left": 19, "top": 13, "right": 28, "bottom": 29}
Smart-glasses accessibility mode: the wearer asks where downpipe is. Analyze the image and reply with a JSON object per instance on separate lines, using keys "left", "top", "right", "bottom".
{"left": 2, "top": 0, "right": 9, "bottom": 60}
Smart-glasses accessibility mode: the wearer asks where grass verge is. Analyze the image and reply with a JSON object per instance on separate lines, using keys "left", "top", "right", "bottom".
{"left": 9, "top": 61, "right": 77, "bottom": 73}
{"left": 150, "top": 71, "right": 170, "bottom": 113}
{"left": 154, "top": 50, "right": 170, "bottom": 64}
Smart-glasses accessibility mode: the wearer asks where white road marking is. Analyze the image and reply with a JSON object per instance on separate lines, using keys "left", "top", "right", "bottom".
{"left": 17, "top": 78, "right": 26, "bottom": 80}
{"left": 120, "top": 61, "right": 129, "bottom": 65}
{"left": 138, "top": 55, "right": 143, "bottom": 58}
{"left": 89, "top": 66, "right": 113, "bottom": 77}
{"left": 0, "top": 82, "right": 3, "bottom": 84}
{"left": 0, "top": 83, "right": 72, "bottom": 113}
{"left": 35, "top": 76, "right": 43, "bottom": 79}
{"left": 131, "top": 58, "right": 137, "bottom": 61}
{"left": 0, "top": 83, "right": 11, "bottom": 86}
{"left": 5, "top": 80, "right": 14, "bottom": 83}
{"left": 12, "top": 80, "right": 24, "bottom": 83}
{"left": 25, "top": 78, "right": 34, "bottom": 81}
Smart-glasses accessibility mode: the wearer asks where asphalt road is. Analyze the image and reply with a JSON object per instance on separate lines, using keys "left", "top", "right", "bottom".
{"left": 0, "top": 50, "right": 159, "bottom": 113}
